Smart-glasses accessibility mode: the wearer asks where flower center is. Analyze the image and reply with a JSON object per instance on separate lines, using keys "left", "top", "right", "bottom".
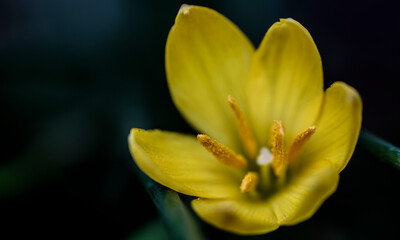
{"left": 196, "top": 95, "right": 316, "bottom": 194}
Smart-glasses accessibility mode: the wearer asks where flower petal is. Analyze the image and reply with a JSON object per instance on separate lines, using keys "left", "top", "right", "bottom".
{"left": 166, "top": 5, "right": 255, "bottom": 151}
{"left": 302, "top": 82, "right": 362, "bottom": 172}
{"left": 247, "top": 18, "right": 323, "bottom": 146}
{"left": 191, "top": 160, "right": 338, "bottom": 235}
{"left": 128, "top": 128, "right": 242, "bottom": 198}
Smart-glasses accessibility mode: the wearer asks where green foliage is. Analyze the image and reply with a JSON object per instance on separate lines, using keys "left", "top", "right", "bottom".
{"left": 359, "top": 130, "right": 400, "bottom": 170}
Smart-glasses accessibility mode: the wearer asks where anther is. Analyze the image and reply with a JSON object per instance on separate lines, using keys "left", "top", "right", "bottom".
{"left": 240, "top": 172, "right": 259, "bottom": 192}
{"left": 227, "top": 95, "right": 258, "bottom": 158}
{"left": 288, "top": 126, "right": 316, "bottom": 163}
{"left": 271, "top": 120, "right": 287, "bottom": 176}
{"left": 197, "top": 134, "right": 247, "bottom": 168}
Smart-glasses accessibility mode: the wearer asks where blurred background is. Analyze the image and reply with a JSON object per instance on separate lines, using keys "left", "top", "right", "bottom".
{"left": 1, "top": 0, "right": 399, "bottom": 239}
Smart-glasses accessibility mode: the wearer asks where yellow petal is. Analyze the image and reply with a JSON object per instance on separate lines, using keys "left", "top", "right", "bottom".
{"left": 191, "top": 160, "right": 338, "bottom": 235}
{"left": 247, "top": 18, "right": 323, "bottom": 146}
{"left": 166, "top": 5, "right": 255, "bottom": 151}
{"left": 302, "top": 82, "right": 362, "bottom": 172}
{"left": 129, "top": 128, "right": 242, "bottom": 198}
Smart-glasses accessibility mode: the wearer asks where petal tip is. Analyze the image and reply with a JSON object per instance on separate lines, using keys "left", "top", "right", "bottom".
{"left": 273, "top": 18, "right": 297, "bottom": 28}
{"left": 129, "top": 127, "right": 142, "bottom": 137}
{"left": 329, "top": 81, "right": 362, "bottom": 105}
{"left": 279, "top": 17, "right": 295, "bottom": 23}
{"left": 128, "top": 128, "right": 145, "bottom": 154}
{"left": 179, "top": 4, "right": 192, "bottom": 15}
{"left": 269, "top": 18, "right": 313, "bottom": 40}
{"left": 128, "top": 128, "right": 138, "bottom": 142}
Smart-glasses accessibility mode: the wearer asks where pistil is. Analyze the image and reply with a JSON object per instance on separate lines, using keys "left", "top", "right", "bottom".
{"left": 256, "top": 147, "right": 274, "bottom": 191}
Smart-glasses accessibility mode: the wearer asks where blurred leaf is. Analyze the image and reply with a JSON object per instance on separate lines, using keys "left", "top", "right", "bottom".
{"left": 127, "top": 218, "right": 169, "bottom": 240}
{"left": 0, "top": 154, "right": 60, "bottom": 199}
{"left": 138, "top": 171, "right": 205, "bottom": 240}
{"left": 358, "top": 130, "right": 400, "bottom": 170}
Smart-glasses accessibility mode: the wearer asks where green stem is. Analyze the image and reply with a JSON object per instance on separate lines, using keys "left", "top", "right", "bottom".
{"left": 137, "top": 170, "right": 205, "bottom": 240}
{"left": 358, "top": 130, "right": 400, "bottom": 170}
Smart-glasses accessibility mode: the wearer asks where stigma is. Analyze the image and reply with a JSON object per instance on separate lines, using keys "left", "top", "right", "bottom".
{"left": 257, "top": 147, "right": 273, "bottom": 166}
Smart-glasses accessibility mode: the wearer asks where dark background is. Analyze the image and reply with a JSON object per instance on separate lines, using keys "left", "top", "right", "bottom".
{"left": 1, "top": 0, "right": 399, "bottom": 239}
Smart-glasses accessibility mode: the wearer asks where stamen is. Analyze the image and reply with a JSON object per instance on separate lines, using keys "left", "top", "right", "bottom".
{"left": 227, "top": 95, "right": 258, "bottom": 158}
{"left": 271, "top": 120, "right": 287, "bottom": 176}
{"left": 197, "top": 134, "right": 247, "bottom": 168}
{"left": 240, "top": 172, "right": 259, "bottom": 192}
{"left": 288, "top": 126, "right": 316, "bottom": 164}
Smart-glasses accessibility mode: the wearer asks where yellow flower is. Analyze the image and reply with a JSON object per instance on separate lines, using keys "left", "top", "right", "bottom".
{"left": 128, "top": 5, "right": 362, "bottom": 235}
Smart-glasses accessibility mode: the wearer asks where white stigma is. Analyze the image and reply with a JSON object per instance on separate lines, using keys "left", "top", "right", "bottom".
{"left": 256, "top": 147, "right": 273, "bottom": 166}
